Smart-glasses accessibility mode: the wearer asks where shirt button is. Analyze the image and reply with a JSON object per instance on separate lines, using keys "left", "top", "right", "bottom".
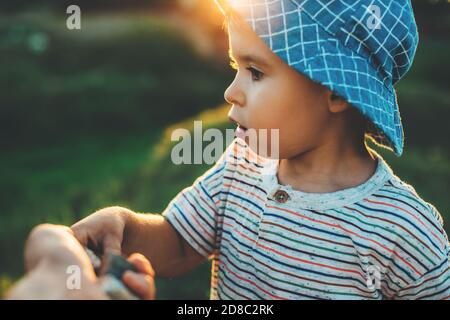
{"left": 274, "top": 190, "right": 290, "bottom": 203}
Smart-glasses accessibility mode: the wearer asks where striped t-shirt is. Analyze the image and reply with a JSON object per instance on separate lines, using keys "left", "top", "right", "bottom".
{"left": 162, "top": 138, "right": 450, "bottom": 300}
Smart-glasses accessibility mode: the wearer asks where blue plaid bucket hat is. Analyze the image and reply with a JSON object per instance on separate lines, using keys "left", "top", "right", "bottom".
{"left": 214, "top": 0, "right": 419, "bottom": 156}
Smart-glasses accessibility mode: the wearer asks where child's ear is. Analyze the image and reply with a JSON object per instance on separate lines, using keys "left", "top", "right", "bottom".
{"left": 327, "top": 91, "right": 350, "bottom": 113}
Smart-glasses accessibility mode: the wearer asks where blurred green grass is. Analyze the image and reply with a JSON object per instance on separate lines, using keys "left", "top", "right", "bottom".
{"left": 0, "top": 12, "right": 232, "bottom": 148}
{"left": 0, "top": 9, "right": 449, "bottom": 299}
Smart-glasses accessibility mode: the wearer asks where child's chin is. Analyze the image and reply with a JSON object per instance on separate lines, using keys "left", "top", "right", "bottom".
{"left": 242, "top": 138, "right": 280, "bottom": 160}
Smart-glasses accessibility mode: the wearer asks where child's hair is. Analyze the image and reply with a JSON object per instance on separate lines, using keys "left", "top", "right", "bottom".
{"left": 216, "top": 0, "right": 246, "bottom": 32}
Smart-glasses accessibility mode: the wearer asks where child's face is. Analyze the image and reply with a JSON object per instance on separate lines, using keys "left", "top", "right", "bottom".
{"left": 225, "top": 22, "right": 336, "bottom": 159}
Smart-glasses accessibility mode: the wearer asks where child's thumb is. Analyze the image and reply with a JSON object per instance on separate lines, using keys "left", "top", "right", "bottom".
{"left": 98, "top": 235, "right": 122, "bottom": 274}
{"left": 103, "top": 234, "right": 122, "bottom": 255}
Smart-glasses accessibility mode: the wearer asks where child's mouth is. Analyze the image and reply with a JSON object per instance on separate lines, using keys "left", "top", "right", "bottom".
{"left": 235, "top": 125, "right": 248, "bottom": 140}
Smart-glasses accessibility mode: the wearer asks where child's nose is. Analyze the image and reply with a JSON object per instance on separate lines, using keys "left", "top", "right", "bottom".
{"left": 224, "top": 78, "right": 245, "bottom": 107}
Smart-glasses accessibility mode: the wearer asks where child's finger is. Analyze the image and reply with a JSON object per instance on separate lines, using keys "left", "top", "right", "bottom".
{"left": 127, "top": 253, "right": 155, "bottom": 277}
{"left": 70, "top": 225, "right": 88, "bottom": 247}
{"left": 122, "top": 271, "right": 155, "bottom": 300}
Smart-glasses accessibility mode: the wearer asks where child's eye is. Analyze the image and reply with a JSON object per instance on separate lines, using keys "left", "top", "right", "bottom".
{"left": 229, "top": 59, "right": 264, "bottom": 81}
{"left": 246, "top": 66, "right": 264, "bottom": 81}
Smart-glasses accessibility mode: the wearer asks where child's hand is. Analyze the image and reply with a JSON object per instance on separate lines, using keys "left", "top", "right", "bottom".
{"left": 71, "top": 206, "right": 133, "bottom": 261}
{"left": 122, "top": 253, "right": 156, "bottom": 300}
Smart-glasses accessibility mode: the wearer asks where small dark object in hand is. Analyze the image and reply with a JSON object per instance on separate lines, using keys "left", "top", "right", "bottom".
{"left": 105, "top": 253, "right": 137, "bottom": 279}
{"left": 85, "top": 248, "right": 139, "bottom": 300}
